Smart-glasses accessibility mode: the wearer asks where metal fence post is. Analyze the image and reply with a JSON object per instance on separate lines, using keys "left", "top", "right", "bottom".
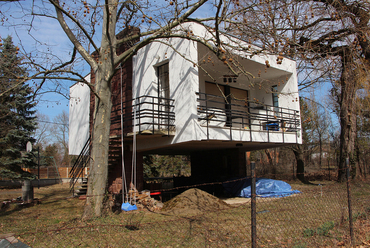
{"left": 251, "top": 161, "right": 256, "bottom": 248}
{"left": 346, "top": 157, "right": 355, "bottom": 245}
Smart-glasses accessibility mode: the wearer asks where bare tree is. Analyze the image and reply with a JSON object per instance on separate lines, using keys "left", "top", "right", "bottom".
{"left": 2, "top": 0, "right": 260, "bottom": 217}
{"left": 307, "top": 94, "right": 333, "bottom": 169}
{"left": 233, "top": 0, "right": 370, "bottom": 182}
{"left": 34, "top": 112, "right": 51, "bottom": 146}
{"left": 51, "top": 111, "right": 69, "bottom": 166}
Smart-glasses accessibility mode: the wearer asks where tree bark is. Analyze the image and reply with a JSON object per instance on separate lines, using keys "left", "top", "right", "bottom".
{"left": 83, "top": 69, "right": 113, "bottom": 218}
{"left": 337, "top": 51, "right": 357, "bottom": 182}
{"left": 264, "top": 149, "right": 276, "bottom": 177}
{"left": 293, "top": 148, "right": 306, "bottom": 183}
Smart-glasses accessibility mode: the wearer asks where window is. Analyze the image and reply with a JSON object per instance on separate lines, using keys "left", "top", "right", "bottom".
{"left": 157, "top": 63, "right": 170, "bottom": 128}
{"left": 205, "top": 82, "right": 225, "bottom": 109}
{"left": 158, "top": 63, "right": 169, "bottom": 99}
{"left": 204, "top": 82, "right": 248, "bottom": 128}
{"left": 272, "top": 85, "right": 279, "bottom": 109}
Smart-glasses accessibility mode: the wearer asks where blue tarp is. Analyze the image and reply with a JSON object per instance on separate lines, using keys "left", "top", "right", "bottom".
{"left": 223, "top": 178, "right": 301, "bottom": 198}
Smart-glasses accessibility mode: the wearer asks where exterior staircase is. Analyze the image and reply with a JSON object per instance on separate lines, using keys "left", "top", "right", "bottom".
{"left": 75, "top": 178, "right": 88, "bottom": 196}
{"left": 108, "top": 137, "right": 124, "bottom": 194}
{"left": 109, "top": 137, "right": 122, "bottom": 168}
{"left": 69, "top": 136, "right": 91, "bottom": 196}
{"left": 69, "top": 135, "right": 124, "bottom": 196}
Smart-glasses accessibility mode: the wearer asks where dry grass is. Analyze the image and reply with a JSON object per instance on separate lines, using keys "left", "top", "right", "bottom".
{"left": 0, "top": 184, "right": 85, "bottom": 235}
{"left": 0, "top": 181, "right": 369, "bottom": 247}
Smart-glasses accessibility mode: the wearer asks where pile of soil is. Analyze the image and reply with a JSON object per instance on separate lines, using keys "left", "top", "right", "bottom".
{"left": 161, "top": 188, "right": 231, "bottom": 217}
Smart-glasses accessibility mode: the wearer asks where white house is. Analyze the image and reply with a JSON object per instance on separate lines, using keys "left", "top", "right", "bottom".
{"left": 69, "top": 22, "right": 302, "bottom": 194}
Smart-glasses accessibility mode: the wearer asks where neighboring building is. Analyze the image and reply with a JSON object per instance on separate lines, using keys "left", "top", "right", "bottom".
{"left": 69, "top": 74, "right": 91, "bottom": 156}
{"left": 69, "top": 23, "right": 302, "bottom": 195}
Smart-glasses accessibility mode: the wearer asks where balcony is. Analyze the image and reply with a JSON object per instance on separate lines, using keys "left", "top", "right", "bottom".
{"left": 111, "top": 95, "right": 175, "bottom": 137}
{"left": 197, "top": 92, "right": 301, "bottom": 142}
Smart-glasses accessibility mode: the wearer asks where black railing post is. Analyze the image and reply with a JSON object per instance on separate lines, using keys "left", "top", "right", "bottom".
{"left": 157, "top": 97, "right": 160, "bottom": 130}
{"left": 167, "top": 99, "right": 170, "bottom": 135}
{"left": 230, "top": 115, "right": 232, "bottom": 141}
{"left": 266, "top": 107, "right": 270, "bottom": 143}
{"left": 138, "top": 99, "right": 141, "bottom": 133}
{"left": 282, "top": 107, "right": 285, "bottom": 143}
{"left": 251, "top": 161, "right": 257, "bottom": 248}
{"left": 205, "top": 94, "right": 209, "bottom": 140}
{"left": 248, "top": 105, "right": 252, "bottom": 141}
{"left": 295, "top": 111, "right": 298, "bottom": 144}
{"left": 152, "top": 97, "right": 155, "bottom": 134}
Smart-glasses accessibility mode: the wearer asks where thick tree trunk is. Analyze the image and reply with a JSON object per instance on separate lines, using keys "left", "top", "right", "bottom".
{"left": 83, "top": 69, "right": 113, "bottom": 218}
{"left": 293, "top": 148, "right": 306, "bottom": 183}
{"left": 337, "top": 52, "right": 357, "bottom": 182}
{"left": 264, "top": 149, "right": 276, "bottom": 177}
{"left": 82, "top": 0, "right": 117, "bottom": 219}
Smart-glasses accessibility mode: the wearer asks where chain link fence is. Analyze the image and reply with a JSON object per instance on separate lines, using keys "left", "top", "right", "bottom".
{"left": 1, "top": 167, "right": 370, "bottom": 247}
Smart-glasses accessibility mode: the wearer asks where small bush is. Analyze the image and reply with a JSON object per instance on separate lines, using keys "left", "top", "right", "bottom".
{"left": 303, "top": 228, "right": 315, "bottom": 237}
{"left": 316, "top": 221, "right": 335, "bottom": 236}
{"left": 351, "top": 212, "right": 367, "bottom": 222}
{"left": 303, "top": 221, "right": 335, "bottom": 237}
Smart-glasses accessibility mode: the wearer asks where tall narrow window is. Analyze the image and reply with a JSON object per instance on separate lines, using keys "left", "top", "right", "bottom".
{"left": 158, "top": 63, "right": 169, "bottom": 100}
{"left": 157, "top": 63, "right": 170, "bottom": 129}
{"left": 272, "top": 85, "right": 279, "bottom": 109}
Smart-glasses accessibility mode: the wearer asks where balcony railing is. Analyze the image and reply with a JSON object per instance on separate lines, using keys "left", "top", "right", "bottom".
{"left": 197, "top": 92, "right": 301, "bottom": 141}
{"left": 112, "top": 95, "right": 175, "bottom": 136}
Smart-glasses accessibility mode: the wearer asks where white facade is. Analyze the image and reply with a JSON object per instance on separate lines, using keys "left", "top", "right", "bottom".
{"left": 68, "top": 23, "right": 302, "bottom": 155}
{"left": 69, "top": 75, "right": 90, "bottom": 155}
{"left": 132, "top": 23, "right": 301, "bottom": 153}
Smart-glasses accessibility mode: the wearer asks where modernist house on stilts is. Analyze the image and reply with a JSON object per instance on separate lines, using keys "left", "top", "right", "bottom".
{"left": 69, "top": 22, "right": 302, "bottom": 198}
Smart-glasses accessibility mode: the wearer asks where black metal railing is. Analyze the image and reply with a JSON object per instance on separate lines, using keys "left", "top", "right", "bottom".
{"left": 112, "top": 95, "right": 175, "bottom": 136}
{"left": 197, "top": 92, "right": 301, "bottom": 141}
{"left": 69, "top": 135, "right": 91, "bottom": 195}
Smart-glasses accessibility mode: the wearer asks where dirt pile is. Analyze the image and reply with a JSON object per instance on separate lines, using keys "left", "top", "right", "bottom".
{"left": 161, "top": 188, "right": 231, "bottom": 216}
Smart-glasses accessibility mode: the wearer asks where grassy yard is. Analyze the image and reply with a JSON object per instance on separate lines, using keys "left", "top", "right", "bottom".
{"left": 1, "top": 180, "right": 370, "bottom": 247}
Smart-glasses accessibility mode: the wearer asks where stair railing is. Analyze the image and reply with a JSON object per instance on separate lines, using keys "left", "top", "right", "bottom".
{"left": 69, "top": 135, "right": 92, "bottom": 195}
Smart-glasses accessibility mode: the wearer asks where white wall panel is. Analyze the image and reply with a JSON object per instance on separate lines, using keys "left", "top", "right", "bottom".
{"left": 69, "top": 75, "right": 90, "bottom": 155}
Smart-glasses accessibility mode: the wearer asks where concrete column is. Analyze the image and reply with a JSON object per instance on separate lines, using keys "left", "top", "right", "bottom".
{"left": 22, "top": 180, "right": 34, "bottom": 202}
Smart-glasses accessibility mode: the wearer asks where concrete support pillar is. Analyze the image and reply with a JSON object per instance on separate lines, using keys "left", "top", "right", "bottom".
{"left": 22, "top": 180, "right": 34, "bottom": 202}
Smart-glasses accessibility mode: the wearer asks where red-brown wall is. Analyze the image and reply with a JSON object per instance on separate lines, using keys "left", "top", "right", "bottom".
{"left": 89, "top": 28, "right": 143, "bottom": 195}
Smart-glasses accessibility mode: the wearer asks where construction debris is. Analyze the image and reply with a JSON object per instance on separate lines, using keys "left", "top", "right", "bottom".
{"left": 1, "top": 198, "right": 41, "bottom": 210}
{"left": 127, "top": 185, "right": 163, "bottom": 211}
{"left": 109, "top": 184, "right": 163, "bottom": 212}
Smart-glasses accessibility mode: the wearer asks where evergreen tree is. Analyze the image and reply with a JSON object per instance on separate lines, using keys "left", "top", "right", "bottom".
{"left": 0, "top": 36, "right": 37, "bottom": 179}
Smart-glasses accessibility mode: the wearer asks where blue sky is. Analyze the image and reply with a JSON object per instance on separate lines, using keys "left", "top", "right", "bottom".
{"left": 0, "top": 1, "right": 89, "bottom": 120}
{"left": 0, "top": 0, "right": 217, "bottom": 121}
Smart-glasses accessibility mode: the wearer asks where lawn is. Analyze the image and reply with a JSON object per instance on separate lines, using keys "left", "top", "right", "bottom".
{"left": 1, "top": 180, "right": 369, "bottom": 247}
